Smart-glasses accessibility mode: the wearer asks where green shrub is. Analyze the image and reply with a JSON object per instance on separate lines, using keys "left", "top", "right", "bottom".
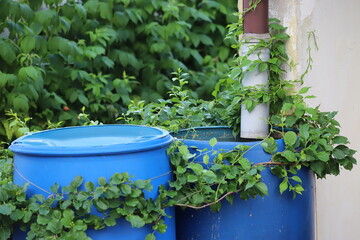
{"left": 0, "top": 0, "right": 237, "bottom": 142}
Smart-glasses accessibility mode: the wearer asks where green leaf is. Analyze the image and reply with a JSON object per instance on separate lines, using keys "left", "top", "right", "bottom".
{"left": 20, "top": 36, "right": 36, "bottom": 53}
{"left": 245, "top": 179, "right": 256, "bottom": 190}
{"left": 74, "top": 3, "right": 87, "bottom": 18}
{"left": 19, "top": 3, "right": 35, "bottom": 21}
{"left": 261, "top": 137, "right": 278, "bottom": 154}
{"left": 125, "top": 198, "right": 139, "bottom": 207}
{"left": 255, "top": 182, "right": 268, "bottom": 195}
{"left": 13, "top": 94, "right": 29, "bottom": 113}
{"left": 23, "top": 211, "right": 32, "bottom": 223}
{"left": 28, "top": 202, "right": 40, "bottom": 211}
{"left": 203, "top": 154, "right": 209, "bottom": 164}
{"left": 218, "top": 47, "right": 230, "bottom": 62}
{"left": 274, "top": 33, "right": 290, "bottom": 40}
{"left": 243, "top": 99, "right": 253, "bottom": 111}
{"left": 291, "top": 176, "right": 302, "bottom": 183}
{"left": 99, "top": 2, "right": 112, "bottom": 20}
{"left": 178, "top": 145, "right": 192, "bottom": 159}
{"left": 134, "top": 179, "right": 148, "bottom": 189}
{"left": 203, "top": 170, "right": 217, "bottom": 183}
{"left": 176, "top": 166, "right": 186, "bottom": 174}
{"left": 284, "top": 131, "right": 297, "bottom": 147}
{"left": 114, "top": 11, "right": 129, "bottom": 26}
{"left": 74, "top": 220, "right": 87, "bottom": 231}
{"left": 104, "top": 217, "right": 117, "bottom": 227}
{"left": 18, "top": 66, "right": 41, "bottom": 82}
{"left": 239, "top": 158, "right": 251, "bottom": 171}
{"left": 281, "top": 103, "right": 293, "bottom": 112}
{"left": 258, "top": 62, "right": 268, "bottom": 72}
{"left": 200, "top": 35, "right": 213, "bottom": 45}
{"left": 98, "top": 177, "right": 106, "bottom": 186}
{"left": 188, "top": 163, "right": 203, "bottom": 174}
{"left": 279, "top": 178, "right": 288, "bottom": 194}
{"left": 127, "top": 215, "right": 145, "bottom": 228}
{"left": 125, "top": 9, "right": 141, "bottom": 24}
{"left": 209, "top": 137, "right": 217, "bottom": 147}
{"left": 318, "top": 151, "right": 330, "bottom": 162}
{"left": 76, "top": 192, "right": 90, "bottom": 201}
{"left": 63, "top": 209, "right": 74, "bottom": 221}
{"left": 0, "top": 203, "right": 16, "bottom": 215}
{"left": 94, "top": 197, "right": 109, "bottom": 211}
{"left": 101, "top": 56, "right": 115, "bottom": 68}
{"left": 71, "top": 176, "right": 83, "bottom": 188}
{"left": 281, "top": 150, "right": 297, "bottom": 162}
{"left": 0, "top": 40, "right": 17, "bottom": 64}
{"left": 187, "top": 174, "right": 198, "bottom": 182}
{"left": 332, "top": 148, "right": 346, "bottom": 159}
{"left": 299, "top": 124, "right": 310, "bottom": 140}
{"left": 0, "top": 227, "right": 11, "bottom": 240}
{"left": 192, "top": 193, "right": 205, "bottom": 204}
{"left": 110, "top": 173, "right": 123, "bottom": 185}
{"left": 50, "top": 183, "right": 59, "bottom": 193}
{"left": 299, "top": 87, "right": 311, "bottom": 94}
{"left": 332, "top": 136, "right": 349, "bottom": 144}
{"left": 121, "top": 184, "right": 132, "bottom": 195}
{"left": 10, "top": 209, "right": 24, "bottom": 221}
{"left": 190, "top": 49, "right": 203, "bottom": 64}
{"left": 78, "top": 94, "right": 89, "bottom": 106}
{"left": 145, "top": 233, "right": 156, "bottom": 240}
{"left": 144, "top": 182, "right": 153, "bottom": 192}
{"left": 61, "top": 217, "right": 72, "bottom": 228}
{"left": 36, "top": 9, "right": 57, "bottom": 27}
{"left": 37, "top": 215, "right": 50, "bottom": 225}
{"left": 310, "top": 161, "right": 325, "bottom": 176}
{"left": 0, "top": 73, "right": 17, "bottom": 88}
{"left": 46, "top": 219, "right": 63, "bottom": 234}
{"left": 294, "top": 184, "right": 304, "bottom": 194}
{"left": 85, "top": 182, "right": 95, "bottom": 192}
{"left": 269, "top": 23, "right": 286, "bottom": 30}
{"left": 229, "top": 67, "right": 241, "bottom": 80}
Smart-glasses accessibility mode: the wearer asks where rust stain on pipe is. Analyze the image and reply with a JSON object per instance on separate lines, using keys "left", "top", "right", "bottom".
{"left": 243, "top": 0, "right": 269, "bottom": 34}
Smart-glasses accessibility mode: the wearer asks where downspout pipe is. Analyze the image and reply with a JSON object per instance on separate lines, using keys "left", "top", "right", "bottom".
{"left": 240, "top": 0, "right": 270, "bottom": 139}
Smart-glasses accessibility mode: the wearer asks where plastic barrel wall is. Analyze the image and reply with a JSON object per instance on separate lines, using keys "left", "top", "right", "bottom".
{"left": 173, "top": 127, "right": 315, "bottom": 240}
{"left": 10, "top": 125, "right": 175, "bottom": 240}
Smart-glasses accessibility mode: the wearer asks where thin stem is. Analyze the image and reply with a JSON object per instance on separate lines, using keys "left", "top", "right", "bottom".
{"left": 175, "top": 190, "right": 237, "bottom": 210}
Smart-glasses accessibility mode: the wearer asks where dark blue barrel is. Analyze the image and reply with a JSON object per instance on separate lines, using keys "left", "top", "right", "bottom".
{"left": 172, "top": 127, "right": 315, "bottom": 240}
{"left": 10, "top": 125, "right": 175, "bottom": 240}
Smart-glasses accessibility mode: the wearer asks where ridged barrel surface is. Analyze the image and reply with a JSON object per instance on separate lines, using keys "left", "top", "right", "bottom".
{"left": 10, "top": 125, "right": 175, "bottom": 240}
{"left": 173, "top": 127, "right": 315, "bottom": 240}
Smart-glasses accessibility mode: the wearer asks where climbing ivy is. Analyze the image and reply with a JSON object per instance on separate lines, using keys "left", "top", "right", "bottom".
{"left": 123, "top": 15, "right": 357, "bottom": 183}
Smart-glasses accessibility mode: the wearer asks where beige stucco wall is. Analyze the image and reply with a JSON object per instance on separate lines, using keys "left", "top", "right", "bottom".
{"left": 269, "top": 0, "right": 360, "bottom": 239}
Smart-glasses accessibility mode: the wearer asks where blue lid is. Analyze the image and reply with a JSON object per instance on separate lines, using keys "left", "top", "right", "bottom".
{"left": 9, "top": 125, "right": 172, "bottom": 156}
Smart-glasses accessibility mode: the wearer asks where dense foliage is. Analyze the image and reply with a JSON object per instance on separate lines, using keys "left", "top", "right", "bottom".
{"left": 0, "top": 0, "right": 237, "bottom": 142}
{"left": 0, "top": 2, "right": 357, "bottom": 239}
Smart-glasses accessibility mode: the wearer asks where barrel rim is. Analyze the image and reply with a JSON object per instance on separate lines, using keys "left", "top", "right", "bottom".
{"left": 171, "top": 126, "right": 284, "bottom": 148}
{"left": 9, "top": 124, "right": 172, "bottom": 156}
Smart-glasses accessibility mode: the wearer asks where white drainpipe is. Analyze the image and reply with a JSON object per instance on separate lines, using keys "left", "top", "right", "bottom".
{"left": 240, "top": 33, "right": 270, "bottom": 139}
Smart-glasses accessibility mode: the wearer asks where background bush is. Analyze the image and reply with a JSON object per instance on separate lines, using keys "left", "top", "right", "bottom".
{"left": 0, "top": 0, "right": 237, "bottom": 142}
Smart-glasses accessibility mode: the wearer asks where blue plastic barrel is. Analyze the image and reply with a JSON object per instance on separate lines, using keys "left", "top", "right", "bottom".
{"left": 10, "top": 125, "right": 175, "bottom": 240}
{"left": 172, "top": 127, "right": 315, "bottom": 240}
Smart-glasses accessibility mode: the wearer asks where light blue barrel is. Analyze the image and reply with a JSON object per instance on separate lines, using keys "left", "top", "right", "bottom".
{"left": 172, "top": 127, "right": 315, "bottom": 240}
{"left": 10, "top": 125, "right": 175, "bottom": 239}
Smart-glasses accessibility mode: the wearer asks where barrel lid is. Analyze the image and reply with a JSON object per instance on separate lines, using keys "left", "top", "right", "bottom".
{"left": 9, "top": 125, "right": 172, "bottom": 156}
